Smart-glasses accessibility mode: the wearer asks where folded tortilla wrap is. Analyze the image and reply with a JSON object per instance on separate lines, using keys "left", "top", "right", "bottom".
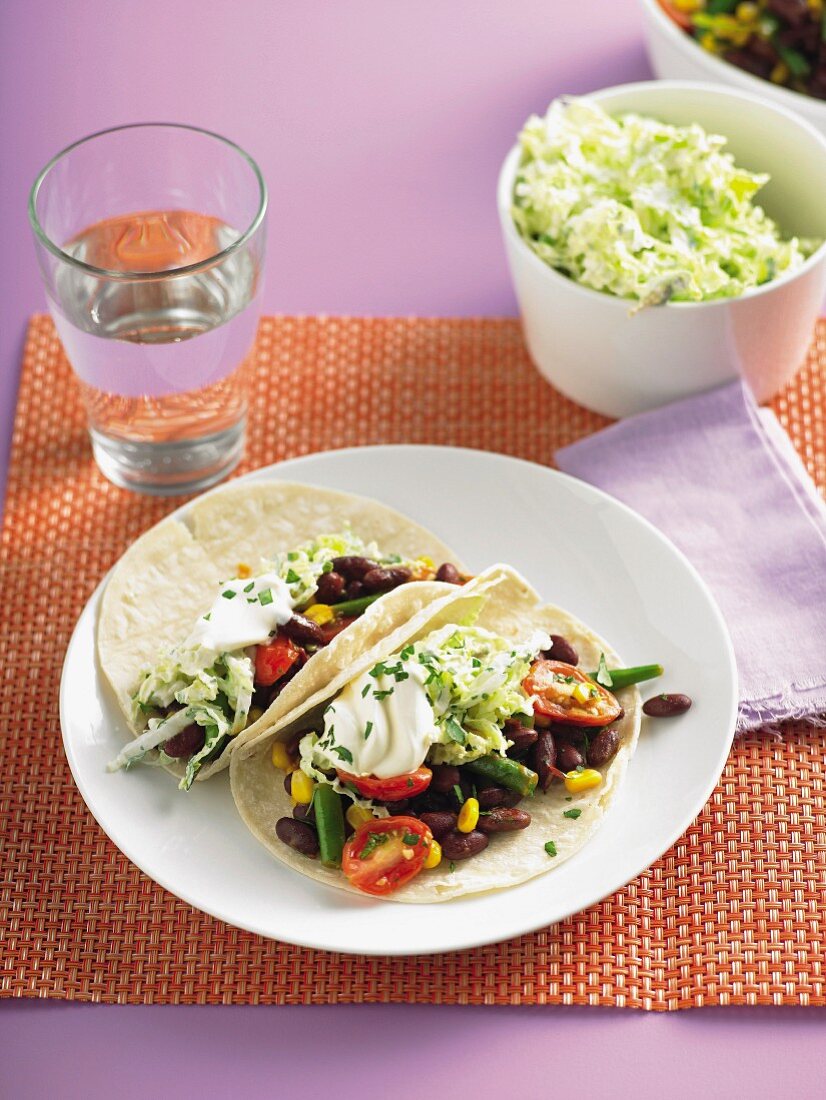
{"left": 98, "top": 480, "right": 465, "bottom": 782}
{"left": 230, "top": 565, "right": 642, "bottom": 902}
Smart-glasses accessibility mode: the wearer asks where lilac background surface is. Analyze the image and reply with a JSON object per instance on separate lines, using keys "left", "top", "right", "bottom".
{"left": 1, "top": 2, "right": 823, "bottom": 1096}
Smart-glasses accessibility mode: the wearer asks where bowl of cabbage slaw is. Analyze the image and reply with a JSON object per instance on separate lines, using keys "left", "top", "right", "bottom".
{"left": 497, "top": 81, "right": 826, "bottom": 417}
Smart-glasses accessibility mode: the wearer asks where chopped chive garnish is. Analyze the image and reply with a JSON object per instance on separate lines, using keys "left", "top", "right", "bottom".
{"left": 361, "top": 684, "right": 371, "bottom": 698}
{"left": 544, "top": 840, "right": 558, "bottom": 857}
{"left": 403, "top": 832, "right": 419, "bottom": 845}
{"left": 363, "top": 721, "right": 373, "bottom": 741}
{"left": 258, "top": 588, "right": 274, "bottom": 606}
{"left": 453, "top": 784, "right": 464, "bottom": 805}
{"left": 331, "top": 745, "right": 353, "bottom": 764}
{"left": 243, "top": 581, "right": 255, "bottom": 593}
{"left": 563, "top": 808, "right": 582, "bottom": 820}
{"left": 222, "top": 590, "right": 236, "bottom": 600}
{"left": 373, "top": 688, "right": 394, "bottom": 701}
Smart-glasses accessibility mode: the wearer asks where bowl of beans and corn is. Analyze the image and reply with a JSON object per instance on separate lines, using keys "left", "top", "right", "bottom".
{"left": 640, "top": 0, "right": 826, "bottom": 134}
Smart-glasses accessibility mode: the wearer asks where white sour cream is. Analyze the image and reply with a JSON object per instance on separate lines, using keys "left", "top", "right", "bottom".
{"left": 186, "top": 572, "right": 295, "bottom": 655}
{"left": 322, "top": 662, "right": 437, "bottom": 778}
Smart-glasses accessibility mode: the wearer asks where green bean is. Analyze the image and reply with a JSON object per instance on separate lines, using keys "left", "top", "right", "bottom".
{"left": 466, "top": 755, "right": 538, "bottom": 798}
{"left": 313, "top": 783, "right": 346, "bottom": 868}
{"left": 331, "top": 593, "right": 383, "bottom": 617}
{"left": 588, "top": 664, "right": 663, "bottom": 691}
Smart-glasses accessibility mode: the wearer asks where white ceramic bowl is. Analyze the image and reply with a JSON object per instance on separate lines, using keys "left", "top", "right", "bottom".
{"left": 639, "top": 0, "right": 826, "bottom": 138}
{"left": 497, "top": 81, "right": 826, "bottom": 418}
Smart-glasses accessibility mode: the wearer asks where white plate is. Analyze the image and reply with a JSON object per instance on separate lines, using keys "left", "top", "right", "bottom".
{"left": 61, "top": 446, "right": 738, "bottom": 955}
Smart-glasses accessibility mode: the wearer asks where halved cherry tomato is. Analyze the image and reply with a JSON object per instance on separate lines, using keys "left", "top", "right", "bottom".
{"left": 254, "top": 634, "right": 302, "bottom": 686}
{"left": 523, "top": 660, "right": 622, "bottom": 727}
{"left": 319, "top": 615, "right": 358, "bottom": 645}
{"left": 336, "top": 765, "right": 432, "bottom": 802}
{"left": 342, "top": 815, "right": 432, "bottom": 896}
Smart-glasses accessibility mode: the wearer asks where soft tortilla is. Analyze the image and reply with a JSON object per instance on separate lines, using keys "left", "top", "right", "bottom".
{"left": 230, "top": 565, "right": 642, "bottom": 902}
{"left": 97, "top": 481, "right": 465, "bottom": 781}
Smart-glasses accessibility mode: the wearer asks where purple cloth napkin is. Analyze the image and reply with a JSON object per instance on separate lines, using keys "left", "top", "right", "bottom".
{"left": 556, "top": 382, "right": 826, "bottom": 732}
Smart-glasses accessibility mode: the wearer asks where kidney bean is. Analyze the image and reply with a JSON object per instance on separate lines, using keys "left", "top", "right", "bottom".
{"left": 292, "top": 802, "right": 316, "bottom": 824}
{"left": 412, "top": 791, "right": 451, "bottom": 814}
{"left": 557, "top": 742, "right": 584, "bottom": 773}
{"left": 435, "top": 562, "right": 462, "bottom": 584}
{"left": 275, "top": 817, "right": 319, "bottom": 857}
{"left": 347, "top": 580, "right": 365, "bottom": 600}
{"left": 430, "top": 764, "right": 461, "bottom": 794}
{"left": 283, "top": 772, "right": 294, "bottom": 796}
{"left": 315, "top": 570, "right": 345, "bottom": 604}
{"left": 282, "top": 613, "right": 325, "bottom": 647}
{"left": 500, "top": 789, "right": 523, "bottom": 808}
{"left": 506, "top": 724, "right": 538, "bottom": 759}
{"left": 587, "top": 726, "right": 620, "bottom": 767}
{"left": 331, "top": 556, "right": 378, "bottom": 580}
{"left": 361, "top": 566, "right": 412, "bottom": 594}
{"left": 164, "top": 724, "right": 205, "bottom": 759}
{"left": 643, "top": 693, "right": 692, "bottom": 718}
{"left": 478, "top": 807, "right": 531, "bottom": 834}
{"left": 532, "top": 729, "right": 558, "bottom": 791}
{"left": 440, "top": 829, "right": 489, "bottom": 861}
{"left": 542, "top": 635, "right": 579, "bottom": 666}
{"left": 419, "top": 811, "right": 457, "bottom": 839}
{"left": 383, "top": 798, "right": 410, "bottom": 814}
{"left": 552, "top": 724, "right": 586, "bottom": 745}
{"left": 477, "top": 786, "right": 508, "bottom": 809}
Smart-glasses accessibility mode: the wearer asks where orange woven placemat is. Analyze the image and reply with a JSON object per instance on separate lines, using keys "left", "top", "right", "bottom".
{"left": 1, "top": 314, "right": 825, "bottom": 1008}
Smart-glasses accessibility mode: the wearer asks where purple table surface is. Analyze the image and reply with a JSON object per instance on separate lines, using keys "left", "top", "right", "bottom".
{"left": 2, "top": 2, "right": 824, "bottom": 1096}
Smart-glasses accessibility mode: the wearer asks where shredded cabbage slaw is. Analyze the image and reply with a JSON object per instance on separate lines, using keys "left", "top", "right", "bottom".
{"left": 511, "top": 98, "right": 818, "bottom": 307}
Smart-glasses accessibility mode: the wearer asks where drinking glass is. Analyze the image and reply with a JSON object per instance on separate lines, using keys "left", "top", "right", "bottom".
{"left": 29, "top": 123, "right": 267, "bottom": 495}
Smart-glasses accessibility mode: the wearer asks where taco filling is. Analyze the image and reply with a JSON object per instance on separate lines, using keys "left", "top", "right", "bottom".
{"left": 270, "top": 620, "right": 648, "bottom": 897}
{"left": 106, "top": 531, "right": 466, "bottom": 788}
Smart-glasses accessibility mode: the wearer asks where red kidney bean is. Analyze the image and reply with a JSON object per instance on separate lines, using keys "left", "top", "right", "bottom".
{"left": 552, "top": 724, "right": 586, "bottom": 744}
{"left": 500, "top": 789, "right": 524, "bottom": 808}
{"left": 419, "top": 811, "right": 457, "bottom": 839}
{"left": 276, "top": 817, "right": 319, "bottom": 857}
{"left": 533, "top": 729, "right": 558, "bottom": 791}
{"left": 383, "top": 798, "right": 410, "bottom": 814}
{"left": 477, "top": 807, "right": 532, "bottom": 833}
{"left": 283, "top": 772, "right": 294, "bottom": 796}
{"left": 587, "top": 727, "right": 621, "bottom": 767}
{"left": 292, "top": 802, "right": 316, "bottom": 824}
{"left": 282, "top": 614, "right": 325, "bottom": 646}
{"left": 643, "top": 693, "right": 692, "bottom": 718}
{"left": 543, "top": 635, "right": 579, "bottom": 666}
{"left": 430, "top": 764, "right": 461, "bottom": 793}
{"left": 506, "top": 724, "right": 538, "bottom": 759}
{"left": 361, "top": 566, "right": 412, "bottom": 594}
{"left": 440, "top": 829, "right": 489, "bottom": 861}
{"left": 163, "top": 724, "right": 205, "bottom": 759}
{"left": 557, "top": 742, "right": 584, "bottom": 773}
{"left": 477, "top": 786, "right": 508, "bottom": 809}
{"left": 331, "top": 556, "right": 379, "bottom": 580}
{"left": 346, "top": 580, "right": 365, "bottom": 600}
{"left": 435, "top": 562, "right": 462, "bottom": 584}
{"left": 284, "top": 730, "right": 309, "bottom": 758}
{"left": 315, "top": 570, "right": 346, "bottom": 604}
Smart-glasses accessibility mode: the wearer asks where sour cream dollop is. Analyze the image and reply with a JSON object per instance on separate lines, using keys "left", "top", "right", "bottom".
{"left": 186, "top": 572, "right": 295, "bottom": 654}
{"left": 321, "top": 662, "right": 437, "bottom": 778}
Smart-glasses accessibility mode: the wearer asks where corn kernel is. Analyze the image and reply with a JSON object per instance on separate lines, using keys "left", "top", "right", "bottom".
{"left": 699, "top": 32, "right": 720, "bottom": 53}
{"left": 248, "top": 706, "right": 264, "bottom": 725}
{"left": 564, "top": 768, "right": 602, "bottom": 794}
{"left": 457, "top": 796, "right": 480, "bottom": 833}
{"left": 424, "top": 838, "right": 442, "bottom": 869}
{"left": 236, "top": 562, "right": 252, "bottom": 579}
{"left": 346, "top": 804, "right": 374, "bottom": 830}
{"left": 303, "top": 603, "right": 334, "bottom": 626}
{"left": 673, "top": 0, "right": 700, "bottom": 10}
{"left": 290, "top": 769, "right": 315, "bottom": 804}
{"left": 572, "top": 681, "right": 592, "bottom": 704}
{"left": 271, "top": 741, "right": 295, "bottom": 771}
{"left": 770, "top": 62, "right": 789, "bottom": 84}
{"left": 735, "top": 2, "right": 758, "bottom": 20}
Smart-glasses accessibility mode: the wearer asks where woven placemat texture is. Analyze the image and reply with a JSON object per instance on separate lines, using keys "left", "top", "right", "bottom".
{"left": 1, "top": 314, "right": 825, "bottom": 1008}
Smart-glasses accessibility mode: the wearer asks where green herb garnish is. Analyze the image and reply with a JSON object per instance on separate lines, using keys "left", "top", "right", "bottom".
{"left": 544, "top": 840, "right": 558, "bottom": 857}
{"left": 360, "top": 832, "right": 389, "bottom": 859}
{"left": 445, "top": 716, "right": 466, "bottom": 745}
{"left": 363, "top": 721, "right": 373, "bottom": 742}
{"left": 258, "top": 588, "right": 274, "bottom": 606}
{"left": 403, "top": 833, "right": 419, "bottom": 846}
{"left": 453, "top": 784, "right": 464, "bottom": 805}
{"left": 563, "top": 808, "right": 582, "bottom": 820}
{"left": 331, "top": 745, "right": 353, "bottom": 764}
{"left": 221, "top": 590, "right": 236, "bottom": 600}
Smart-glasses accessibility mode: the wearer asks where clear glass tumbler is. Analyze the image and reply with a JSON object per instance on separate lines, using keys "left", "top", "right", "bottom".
{"left": 29, "top": 123, "right": 267, "bottom": 495}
